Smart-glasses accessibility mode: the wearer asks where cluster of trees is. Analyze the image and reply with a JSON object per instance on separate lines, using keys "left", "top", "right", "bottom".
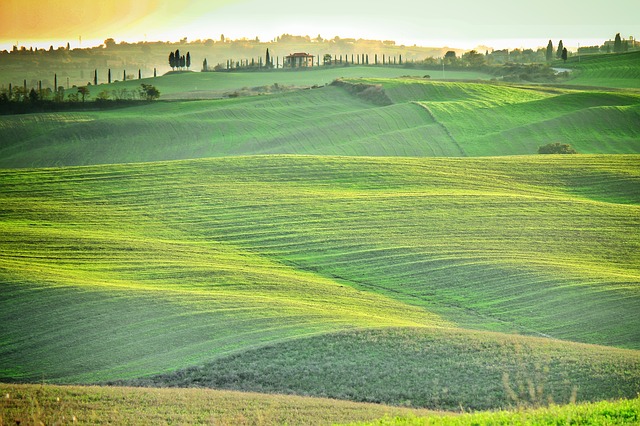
{"left": 538, "top": 142, "right": 578, "bottom": 154}
{"left": 169, "top": 49, "right": 191, "bottom": 70}
{"left": 545, "top": 40, "right": 568, "bottom": 62}
{"left": 0, "top": 83, "right": 160, "bottom": 113}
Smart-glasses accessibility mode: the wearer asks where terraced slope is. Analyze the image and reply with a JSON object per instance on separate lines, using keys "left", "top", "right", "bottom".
{"left": 1, "top": 155, "right": 638, "bottom": 390}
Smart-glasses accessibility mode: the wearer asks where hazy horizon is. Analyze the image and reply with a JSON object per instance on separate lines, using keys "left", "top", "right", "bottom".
{"left": 1, "top": 0, "right": 638, "bottom": 52}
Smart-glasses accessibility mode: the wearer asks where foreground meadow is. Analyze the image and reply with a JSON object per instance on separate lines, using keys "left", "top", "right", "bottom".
{"left": 1, "top": 155, "right": 638, "bottom": 411}
{"left": 2, "top": 384, "right": 638, "bottom": 425}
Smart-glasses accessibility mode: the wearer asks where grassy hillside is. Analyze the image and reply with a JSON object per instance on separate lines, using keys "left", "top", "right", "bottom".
{"left": 1, "top": 156, "right": 639, "bottom": 396}
{"left": 2, "top": 384, "right": 638, "bottom": 426}
{"left": 561, "top": 51, "right": 640, "bottom": 89}
{"left": 127, "top": 328, "right": 640, "bottom": 410}
{"left": 0, "top": 85, "right": 464, "bottom": 168}
{"left": 0, "top": 383, "right": 437, "bottom": 425}
{"left": 90, "top": 66, "right": 492, "bottom": 99}
{"left": 2, "top": 78, "right": 639, "bottom": 168}
{"left": 356, "top": 78, "right": 640, "bottom": 156}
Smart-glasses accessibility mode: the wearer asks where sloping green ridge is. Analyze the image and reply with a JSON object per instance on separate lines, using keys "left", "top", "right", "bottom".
{"left": 562, "top": 51, "right": 640, "bottom": 88}
{"left": 361, "top": 78, "right": 640, "bottom": 156}
{"left": 1, "top": 155, "right": 638, "bottom": 386}
{"left": 129, "top": 327, "right": 640, "bottom": 411}
{"left": 2, "top": 79, "right": 640, "bottom": 168}
{"left": 0, "top": 87, "right": 460, "bottom": 168}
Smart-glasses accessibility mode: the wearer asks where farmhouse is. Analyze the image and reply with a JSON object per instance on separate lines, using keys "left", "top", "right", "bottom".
{"left": 285, "top": 52, "right": 314, "bottom": 68}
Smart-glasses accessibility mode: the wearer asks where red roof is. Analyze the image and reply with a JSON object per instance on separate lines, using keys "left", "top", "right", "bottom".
{"left": 287, "top": 52, "right": 313, "bottom": 58}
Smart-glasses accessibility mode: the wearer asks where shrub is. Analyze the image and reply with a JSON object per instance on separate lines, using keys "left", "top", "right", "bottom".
{"left": 538, "top": 143, "right": 578, "bottom": 154}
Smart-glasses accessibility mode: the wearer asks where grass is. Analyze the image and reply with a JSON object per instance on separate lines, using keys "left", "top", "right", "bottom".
{"left": 85, "top": 66, "right": 492, "bottom": 99}
{"left": 1, "top": 155, "right": 639, "bottom": 393}
{"left": 353, "top": 77, "right": 640, "bottom": 156}
{"left": 560, "top": 51, "right": 640, "bottom": 89}
{"left": 1, "top": 383, "right": 638, "bottom": 425}
{"left": 0, "top": 383, "right": 438, "bottom": 425}
{"left": 123, "top": 327, "right": 640, "bottom": 411}
{"left": 2, "top": 78, "right": 639, "bottom": 167}
{"left": 352, "top": 397, "right": 640, "bottom": 425}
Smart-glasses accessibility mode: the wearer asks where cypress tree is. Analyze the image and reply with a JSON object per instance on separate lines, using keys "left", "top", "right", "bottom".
{"left": 266, "top": 48, "right": 271, "bottom": 68}
{"left": 154, "top": 68, "right": 157, "bottom": 77}
{"left": 556, "top": 40, "right": 564, "bottom": 59}
{"left": 399, "top": 54, "right": 402, "bottom": 65}
{"left": 123, "top": 70, "right": 126, "bottom": 81}
{"left": 181, "top": 55, "right": 186, "bottom": 68}
{"left": 94, "top": 69, "right": 97, "bottom": 85}
{"left": 186, "top": 52, "right": 191, "bottom": 69}
{"left": 614, "top": 33, "right": 622, "bottom": 53}
{"left": 561, "top": 47, "right": 568, "bottom": 62}
{"left": 108, "top": 69, "right": 111, "bottom": 84}
{"left": 169, "top": 52, "right": 175, "bottom": 69}
{"left": 175, "top": 49, "right": 180, "bottom": 68}
{"left": 54, "top": 74, "right": 57, "bottom": 91}
{"left": 546, "top": 40, "right": 554, "bottom": 61}
{"left": 203, "top": 58, "right": 208, "bottom": 71}
{"left": 138, "top": 69, "right": 141, "bottom": 79}
{"left": 375, "top": 54, "right": 378, "bottom": 65}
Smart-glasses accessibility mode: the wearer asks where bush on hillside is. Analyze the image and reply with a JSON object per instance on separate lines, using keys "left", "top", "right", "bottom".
{"left": 538, "top": 143, "right": 578, "bottom": 154}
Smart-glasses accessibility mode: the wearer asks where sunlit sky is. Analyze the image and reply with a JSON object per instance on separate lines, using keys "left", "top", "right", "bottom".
{"left": 1, "top": 0, "right": 638, "bottom": 51}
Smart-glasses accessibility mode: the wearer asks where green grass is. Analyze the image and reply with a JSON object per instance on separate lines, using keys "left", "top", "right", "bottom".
{"left": 353, "top": 397, "right": 640, "bottom": 425}
{"left": 2, "top": 78, "right": 639, "bottom": 167}
{"left": 0, "top": 383, "right": 438, "bottom": 425}
{"left": 90, "top": 66, "right": 492, "bottom": 99}
{"left": 354, "top": 78, "right": 640, "bottom": 156}
{"left": 1, "top": 155, "right": 639, "bottom": 394}
{"left": 0, "top": 86, "right": 464, "bottom": 168}
{"left": 561, "top": 51, "right": 640, "bottom": 89}
{"left": 124, "top": 328, "right": 640, "bottom": 411}
{"left": 2, "top": 383, "right": 638, "bottom": 425}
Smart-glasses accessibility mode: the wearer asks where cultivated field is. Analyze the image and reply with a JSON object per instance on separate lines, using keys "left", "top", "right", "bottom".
{"left": 1, "top": 74, "right": 639, "bottom": 168}
{"left": 1, "top": 50, "right": 639, "bottom": 424}
{"left": 561, "top": 51, "right": 640, "bottom": 89}
{"left": 1, "top": 156, "right": 638, "bottom": 407}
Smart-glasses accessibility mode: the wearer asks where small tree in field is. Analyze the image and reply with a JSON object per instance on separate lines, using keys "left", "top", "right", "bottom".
{"left": 561, "top": 48, "right": 568, "bottom": 62}
{"left": 139, "top": 83, "right": 160, "bottom": 101}
{"left": 538, "top": 142, "right": 577, "bottom": 154}
{"left": 77, "top": 86, "right": 89, "bottom": 103}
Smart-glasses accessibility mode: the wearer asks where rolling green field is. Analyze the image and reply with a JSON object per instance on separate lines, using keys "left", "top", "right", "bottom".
{"left": 561, "top": 51, "right": 640, "bottom": 89}
{"left": 87, "top": 66, "right": 492, "bottom": 100}
{"left": 1, "top": 52, "right": 640, "bottom": 423}
{"left": 1, "top": 76, "right": 639, "bottom": 168}
{"left": 1, "top": 155, "right": 639, "bottom": 410}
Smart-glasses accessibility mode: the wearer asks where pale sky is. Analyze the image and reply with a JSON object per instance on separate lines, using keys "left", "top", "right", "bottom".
{"left": 1, "top": 0, "right": 638, "bottom": 50}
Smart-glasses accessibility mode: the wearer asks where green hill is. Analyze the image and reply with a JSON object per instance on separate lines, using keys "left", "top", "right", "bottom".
{"left": 356, "top": 78, "right": 640, "bottom": 156}
{"left": 1, "top": 155, "right": 638, "bottom": 408}
{"left": 1, "top": 78, "right": 639, "bottom": 168}
{"left": 561, "top": 51, "right": 640, "bottom": 89}
{"left": 93, "top": 66, "right": 492, "bottom": 99}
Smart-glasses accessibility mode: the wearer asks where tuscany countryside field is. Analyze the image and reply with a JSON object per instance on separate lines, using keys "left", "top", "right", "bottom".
{"left": 1, "top": 52, "right": 640, "bottom": 425}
